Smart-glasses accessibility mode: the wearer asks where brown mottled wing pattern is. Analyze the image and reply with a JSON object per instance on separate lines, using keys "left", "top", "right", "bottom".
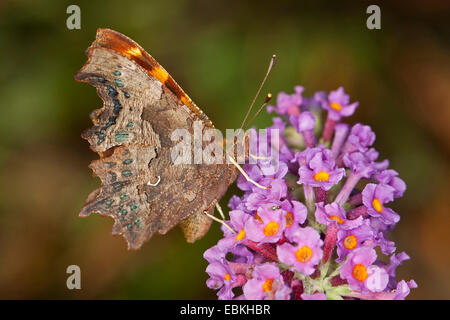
{"left": 76, "top": 29, "right": 238, "bottom": 249}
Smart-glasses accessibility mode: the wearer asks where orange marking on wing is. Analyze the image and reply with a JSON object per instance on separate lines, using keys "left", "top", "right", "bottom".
{"left": 180, "top": 96, "right": 191, "bottom": 106}
{"left": 124, "top": 46, "right": 142, "bottom": 58}
{"left": 88, "top": 28, "right": 206, "bottom": 123}
{"left": 152, "top": 66, "right": 170, "bottom": 83}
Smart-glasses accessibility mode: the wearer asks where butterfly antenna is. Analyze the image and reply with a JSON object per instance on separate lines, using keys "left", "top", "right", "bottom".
{"left": 244, "top": 93, "right": 273, "bottom": 130}
{"left": 240, "top": 54, "right": 277, "bottom": 129}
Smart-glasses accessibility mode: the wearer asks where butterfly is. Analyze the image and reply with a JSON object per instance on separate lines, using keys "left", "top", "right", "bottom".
{"left": 75, "top": 28, "right": 272, "bottom": 249}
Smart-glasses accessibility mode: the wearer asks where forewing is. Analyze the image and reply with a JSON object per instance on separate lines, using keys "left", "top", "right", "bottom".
{"left": 76, "top": 29, "right": 236, "bottom": 249}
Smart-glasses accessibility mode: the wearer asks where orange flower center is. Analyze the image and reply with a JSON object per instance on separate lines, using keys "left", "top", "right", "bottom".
{"left": 254, "top": 212, "right": 263, "bottom": 223}
{"left": 262, "top": 278, "right": 274, "bottom": 292}
{"left": 264, "top": 221, "right": 280, "bottom": 237}
{"left": 352, "top": 264, "right": 368, "bottom": 282}
{"left": 235, "top": 228, "right": 246, "bottom": 242}
{"left": 313, "top": 170, "right": 330, "bottom": 182}
{"left": 295, "top": 246, "right": 313, "bottom": 263}
{"left": 286, "top": 212, "right": 294, "bottom": 228}
{"left": 224, "top": 273, "right": 231, "bottom": 281}
{"left": 343, "top": 235, "right": 358, "bottom": 250}
{"left": 330, "top": 102, "right": 343, "bottom": 111}
{"left": 372, "top": 198, "right": 383, "bottom": 213}
{"left": 329, "top": 215, "right": 344, "bottom": 224}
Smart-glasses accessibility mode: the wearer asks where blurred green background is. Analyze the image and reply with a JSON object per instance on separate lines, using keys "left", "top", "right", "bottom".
{"left": 0, "top": 0, "right": 449, "bottom": 299}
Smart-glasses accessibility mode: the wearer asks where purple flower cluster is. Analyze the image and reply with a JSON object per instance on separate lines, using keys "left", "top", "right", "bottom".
{"left": 204, "top": 86, "right": 416, "bottom": 300}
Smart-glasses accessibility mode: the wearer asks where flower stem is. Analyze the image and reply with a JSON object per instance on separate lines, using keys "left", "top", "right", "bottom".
{"left": 331, "top": 123, "right": 349, "bottom": 159}
{"left": 322, "top": 224, "right": 339, "bottom": 263}
{"left": 347, "top": 205, "right": 368, "bottom": 220}
{"left": 316, "top": 187, "right": 327, "bottom": 203}
{"left": 334, "top": 172, "right": 361, "bottom": 206}
{"left": 232, "top": 274, "right": 248, "bottom": 288}
{"left": 291, "top": 279, "right": 304, "bottom": 300}
{"left": 349, "top": 193, "right": 362, "bottom": 206}
{"left": 228, "top": 262, "right": 250, "bottom": 274}
{"left": 243, "top": 240, "right": 278, "bottom": 262}
{"left": 304, "top": 185, "right": 315, "bottom": 212}
{"left": 301, "top": 130, "right": 316, "bottom": 148}
{"left": 330, "top": 275, "right": 347, "bottom": 286}
{"left": 322, "top": 116, "right": 336, "bottom": 142}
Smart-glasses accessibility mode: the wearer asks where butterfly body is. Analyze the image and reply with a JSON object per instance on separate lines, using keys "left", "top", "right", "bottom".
{"left": 76, "top": 29, "right": 238, "bottom": 249}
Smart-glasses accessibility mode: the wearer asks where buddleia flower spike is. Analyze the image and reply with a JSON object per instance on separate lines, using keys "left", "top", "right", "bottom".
{"left": 204, "top": 86, "right": 416, "bottom": 300}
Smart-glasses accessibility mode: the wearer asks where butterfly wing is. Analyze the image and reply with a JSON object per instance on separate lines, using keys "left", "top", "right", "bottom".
{"left": 76, "top": 29, "right": 237, "bottom": 249}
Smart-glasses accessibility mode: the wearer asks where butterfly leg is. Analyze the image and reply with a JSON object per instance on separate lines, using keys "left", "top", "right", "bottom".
{"left": 215, "top": 202, "right": 225, "bottom": 220}
{"left": 227, "top": 154, "right": 269, "bottom": 190}
{"left": 249, "top": 153, "right": 270, "bottom": 161}
{"left": 203, "top": 211, "right": 236, "bottom": 235}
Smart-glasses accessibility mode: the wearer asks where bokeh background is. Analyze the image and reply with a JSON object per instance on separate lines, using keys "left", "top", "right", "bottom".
{"left": 0, "top": 0, "right": 449, "bottom": 299}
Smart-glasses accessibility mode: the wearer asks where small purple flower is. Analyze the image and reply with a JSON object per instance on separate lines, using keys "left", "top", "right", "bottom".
{"left": 228, "top": 195, "right": 246, "bottom": 211}
{"left": 204, "top": 235, "right": 237, "bottom": 264}
{"left": 251, "top": 174, "right": 288, "bottom": 196}
{"left": 243, "top": 263, "right": 291, "bottom": 300}
{"left": 384, "top": 252, "right": 411, "bottom": 290}
{"left": 245, "top": 204, "right": 286, "bottom": 243}
{"left": 340, "top": 246, "right": 388, "bottom": 293}
{"left": 312, "top": 91, "right": 327, "bottom": 108}
{"left": 221, "top": 209, "right": 251, "bottom": 244}
{"left": 375, "top": 169, "right": 406, "bottom": 198}
{"left": 372, "top": 231, "right": 396, "bottom": 255}
{"left": 267, "top": 86, "right": 304, "bottom": 115}
{"left": 393, "top": 280, "right": 418, "bottom": 300}
{"left": 348, "top": 279, "right": 416, "bottom": 300}
{"left": 259, "top": 160, "right": 289, "bottom": 180}
{"left": 315, "top": 202, "right": 363, "bottom": 230}
{"left": 230, "top": 245, "right": 255, "bottom": 265}
{"left": 368, "top": 217, "right": 392, "bottom": 233}
{"left": 290, "top": 111, "right": 316, "bottom": 147}
{"left": 336, "top": 221, "right": 374, "bottom": 262}
{"left": 342, "top": 123, "right": 376, "bottom": 155}
{"left": 386, "top": 252, "right": 410, "bottom": 277}
{"left": 204, "top": 244, "right": 226, "bottom": 264}
{"left": 362, "top": 183, "right": 400, "bottom": 225}
{"left": 365, "top": 265, "right": 390, "bottom": 293}
{"left": 295, "top": 146, "right": 345, "bottom": 190}
{"left": 245, "top": 178, "right": 288, "bottom": 211}
{"left": 343, "top": 150, "right": 376, "bottom": 178}
{"left": 206, "top": 261, "right": 236, "bottom": 300}
{"left": 283, "top": 200, "right": 307, "bottom": 239}
{"left": 318, "top": 87, "right": 359, "bottom": 121}
{"left": 277, "top": 227, "right": 323, "bottom": 276}
{"left": 335, "top": 148, "right": 388, "bottom": 207}
{"left": 289, "top": 111, "right": 316, "bottom": 132}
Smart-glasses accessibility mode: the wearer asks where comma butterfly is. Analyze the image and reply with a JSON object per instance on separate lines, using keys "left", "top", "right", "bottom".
{"left": 75, "top": 29, "right": 261, "bottom": 249}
